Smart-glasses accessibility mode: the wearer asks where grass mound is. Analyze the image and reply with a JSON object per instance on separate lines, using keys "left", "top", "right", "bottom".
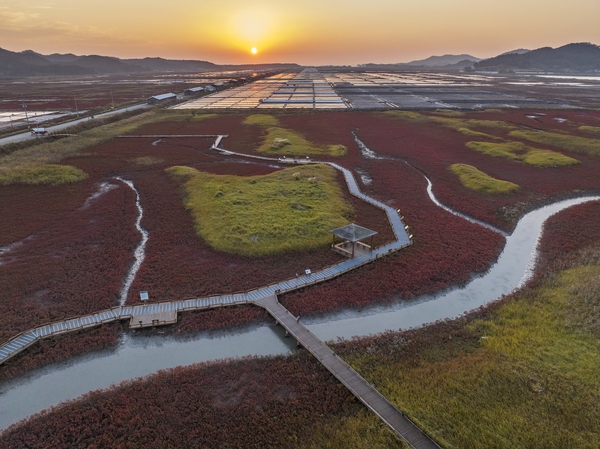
{"left": 0, "top": 164, "right": 87, "bottom": 186}
{"left": 244, "top": 113, "right": 347, "bottom": 157}
{"left": 456, "top": 128, "right": 502, "bottom": 140}
{"left": 449, "top": 163, "right": 519, "bottom": 194}
{"left": 243, "top": 114, "right": 280, "bottom": 127}
{"left": 167, "top": 164, "right": 353, "bottom": 255}
{"left": 385, "top": 110, "right": 516, "bottom": 132}
{"left": 466, "top": 141, "right": 579, "bottom": 167}
{"left": 510, "top": 130, "right": 600, "bottom": 157}
{"left": 261, "top": 127, "right": 347, "bottom": 157}
{"left": 131, "top": 156, "right": 165, "bottom": 166}
{"left": 579, "top": 125, "right": 600, "bottom": 134}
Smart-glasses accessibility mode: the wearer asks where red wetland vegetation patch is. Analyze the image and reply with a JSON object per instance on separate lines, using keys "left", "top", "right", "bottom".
{"left": 2, "top": 110, "right": 600, "bottom": 373}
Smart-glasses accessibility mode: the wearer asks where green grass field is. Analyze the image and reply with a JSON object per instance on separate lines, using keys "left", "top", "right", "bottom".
{"left": 167, "top": 164, "right": 353, "bottom": 255}
{"left": 337, "top": 249, "right": 600, "bottom": 448}
{"left": 0, "top": 110, "right": 217, "bottom": 184}
{"left": 578, "top": 125, "right": 600, "bottom": 134}
{"left": 449, "top": 163, "right": 519, "bottom": 194}
{"left": 385, "top": 110, "right": 516, "bottom": 133}
{"left": 244, "top": 114, "right": 347, "bottom": 157}
{"left": 466, "top": 141, "right": 579, "bottom": 167}
{"left": 131, "top": 156, "right": 165, "bottom": 166}
{"left": 0, "top": 164, "right": 88, "bottom": 186}
{"left": 298, "top": 411, "right": 406, "bottom": 449}
{"left": 456, "top": 127, "right": 503, "bottom": 140}
{"left": 510, "top": 130, "right": 600, "bottom": 157}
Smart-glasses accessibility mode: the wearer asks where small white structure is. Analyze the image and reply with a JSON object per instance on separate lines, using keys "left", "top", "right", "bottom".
{"left": 31, "top": 128, "right": 48, "bottom": 136}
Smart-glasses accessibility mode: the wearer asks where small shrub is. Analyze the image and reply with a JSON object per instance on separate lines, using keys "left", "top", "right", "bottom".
{"left": 510, "top": 130, "right": 600, "bottom": 156}
{"left": 449, "top": 163, "right": 519, "bottom": 194}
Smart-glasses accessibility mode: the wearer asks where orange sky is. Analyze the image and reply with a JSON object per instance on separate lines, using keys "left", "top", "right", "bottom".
{"left": 1, "top": 0, "right": 599, "bottom": 64}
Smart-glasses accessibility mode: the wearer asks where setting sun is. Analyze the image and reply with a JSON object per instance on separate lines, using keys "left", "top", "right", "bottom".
{"left": 251, "top": 47, "right": 258, "bottom": 54}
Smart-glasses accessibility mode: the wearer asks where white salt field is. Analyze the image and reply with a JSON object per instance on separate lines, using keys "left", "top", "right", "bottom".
{"left": 175, "top": 69, "right": 348, "bottom": 110}
{"left": 0, "top": 110, "right": 73, "bottom": 127}
{"left": 175, "top": 68, "right": 585, "bottom": 110}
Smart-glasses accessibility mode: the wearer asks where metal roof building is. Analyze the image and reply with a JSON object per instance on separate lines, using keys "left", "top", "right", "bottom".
{"left": 147, "top": 93, "right": 177, "bottom": 105}
{"left": 184, "top": 86, "right": 205, "bottom": 96}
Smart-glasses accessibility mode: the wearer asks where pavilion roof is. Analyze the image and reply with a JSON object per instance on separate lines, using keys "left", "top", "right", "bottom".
{"left": 329, "top": 223, "right": 377, "bottom": 242}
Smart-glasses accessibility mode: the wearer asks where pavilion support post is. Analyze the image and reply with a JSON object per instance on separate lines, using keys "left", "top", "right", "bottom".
{"left": 352, "top": 241, "right": 355, "bottom": 258}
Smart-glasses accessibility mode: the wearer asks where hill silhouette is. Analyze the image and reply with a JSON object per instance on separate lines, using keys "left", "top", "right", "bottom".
{"left": 474, "top": 43, "right": 600, "bottom": 72}
{"left": 0, "top": 47, "right": 298, "bottom": 78}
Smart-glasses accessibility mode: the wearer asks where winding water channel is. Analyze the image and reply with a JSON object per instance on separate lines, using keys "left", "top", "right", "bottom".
{"left": 2, "top": 134, "right": 599, "bottom": 431}
{"left": 1, "top": 193, "right": 598, "bottom": 430}
{"left": 114, "top": 177, "right": 149, "bottom": 306}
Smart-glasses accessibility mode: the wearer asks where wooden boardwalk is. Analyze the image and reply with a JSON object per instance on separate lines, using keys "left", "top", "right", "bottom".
{"left": 0, "top": 147, "right": 412, "bottom": 366}
{"left": 0, "top": 134, "right": 441, "bottom": 447}
{"left": 255, "top": 295, "right": 441, "bottom": 449}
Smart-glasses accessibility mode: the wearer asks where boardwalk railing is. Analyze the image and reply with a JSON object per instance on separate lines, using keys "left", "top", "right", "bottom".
{"left": 0, "top": 134, "right": 442, "bottom": 447}
{"left": 0, "top": 138, "right": 412, "bottom": 366}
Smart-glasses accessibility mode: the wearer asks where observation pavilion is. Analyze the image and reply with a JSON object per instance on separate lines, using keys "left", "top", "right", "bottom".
{"left": 329, "top": 223, "right": 377, "bottom": 258}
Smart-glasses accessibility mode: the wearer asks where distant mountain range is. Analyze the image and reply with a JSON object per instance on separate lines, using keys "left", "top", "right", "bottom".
{"left": 403, "top": 54, "right": 481, "bottom": 67}
{"left": 2, "top": 43, "right": 599, "bottom": 78}
{"left": 498, "top": 49, "right": 530, "bottom": 56}
{"left": 474, "top": 43, "right": 600, "bottom": 72}
{"left": 0, "top": 47, "right": 299, "bottom": 78}
{"left": 358, "top": 43, "right": 599, "bottom": 72}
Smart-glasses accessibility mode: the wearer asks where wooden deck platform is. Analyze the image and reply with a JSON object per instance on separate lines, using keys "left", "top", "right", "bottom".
{"left": 129, "top": 310, "right": 177, "bottom": 329}
{"left": 255, "top": 295, "right": 442, "bottom": 449}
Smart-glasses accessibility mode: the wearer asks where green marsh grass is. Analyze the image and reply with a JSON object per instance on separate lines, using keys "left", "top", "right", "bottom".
{"left": 510, "top": 130, "right": 600, "bottom": 157}
{"left": 131, "top": 156, "right": 165, "bottom": 166}
{"left": 243, "top": 114, "right": 280, "bottom": 127}
{"left": 578, "top": 125, "right": 600, "bottom": 134}
{"left": 340, "top": 260, "right": 600, "bottom": 448}
{"left": 299, "top": 411, "right": 407, "bottom": 449}
{"left": 167, "top": 164, "right": 353, "bottom": 255}
{"left": 385, "top": 110, "right": 516, "bottom": 134}
{"left": 244, "top": 113, "right": 347, "bottom": 157}
{"left": 449, "top": 163, "right": 519, "bottom": 194}
{"left": 466, "top": 141, "right": 579, "bottom": 166}
{"left": 0, "top": 110, "right": 217, "bottom": 171}
{"left": 456, "top": 128, "right": 503, "bottom": 140}
{"left": 0, "top": 164, "right": 87, "bottom": 186}
{"left": 433, "top": 109, "right": 465, "bottom": 117}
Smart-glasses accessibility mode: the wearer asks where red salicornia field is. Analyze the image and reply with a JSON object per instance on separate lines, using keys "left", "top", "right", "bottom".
{"left": 1, "top": 108, "right": 600, "bottom": 375}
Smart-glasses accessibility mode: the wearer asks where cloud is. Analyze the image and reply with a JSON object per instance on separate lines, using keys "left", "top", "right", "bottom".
{"left": 0, "top": 7, "right": 146, "bottom": 54}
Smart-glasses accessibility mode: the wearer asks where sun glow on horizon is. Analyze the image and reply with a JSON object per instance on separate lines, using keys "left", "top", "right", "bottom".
{"left": 2, "top": 0, "right": 599, "bottom": 65}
